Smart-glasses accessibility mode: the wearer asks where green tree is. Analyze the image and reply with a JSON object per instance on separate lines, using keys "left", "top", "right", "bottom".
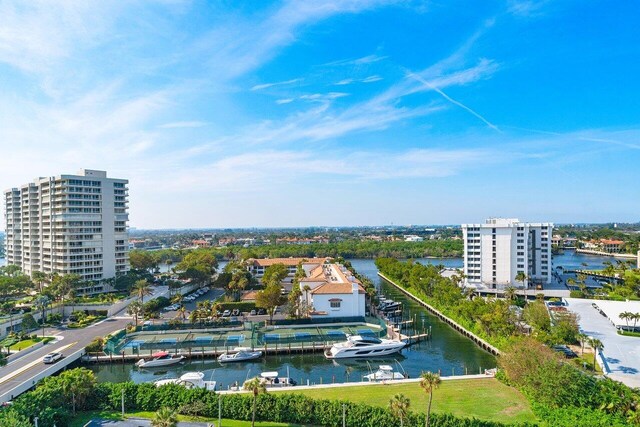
{"left": 389, "top": 393, "right": 410, "bottom": 427}
{"left": 51, "top": 274, "right": 82, "bottom": 316}
{"left": 255, "top": 283, "right": 284, "bottom": 324}
{"left": 129, "top": 251, "right": 158, "bottom": 272}
{"left": 131, "top": 279, "right": 152, "bottom": 304}
{"left": 0, "top": 409, "right": 31, "bottom": 427}
{"left": 21, "top": 313, "right": 39, "bottom": 331}
{"left": 261, "top": 263, "right": 288, "bottom": 287}
{"left": 504, "top": 286, "right": 517, "bottom": 304}
{"left": 515, "top": 272, "right": 528, "bottom": 304}
{"left": 590, "top": 338, "right": 604, "bottom": 370}
{"left": 420, "top": 371, "right": 441, "bottom": 427}
{"left": 175, "top": 250, "right": 217, "bottom": 286}
{"left": 243, "top": 377, "right": 267, "bottom": 427}
{"left": 31, "top": 270, "right": 47, "bottom": 293}
{"left": 127, "top": 301, "right": 143, "bottom": 325}
{"left": 58, "top": 367, "right": 97, "bottom": 414}
{"left": 151, "top": 407, "right": 178, "bottom": 427}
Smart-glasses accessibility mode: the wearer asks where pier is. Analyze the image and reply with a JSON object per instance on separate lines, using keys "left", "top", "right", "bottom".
{"left": 378, "top": 272, "right": 501, "bottom": 356}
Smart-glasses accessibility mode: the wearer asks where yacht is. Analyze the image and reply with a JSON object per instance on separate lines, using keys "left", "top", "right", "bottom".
{"left": 325, "top": 335, "right": 406, "bottom": 359}
{"left": 364, "top": 365, "right": 406, "bottom": 381}
{"left": 154, "top": 372, "right": 216, "bottom": 390}
{"left": 243, "top": 371, "right": 297, "bottom": 388}
{"left": 135, "top": 351, "right": 185, "bottom": 368}
{"left": 218, "top": 348, "right": 263, "bottom": 363}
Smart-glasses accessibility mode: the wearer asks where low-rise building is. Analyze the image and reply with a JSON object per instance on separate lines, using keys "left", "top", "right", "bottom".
{"left": 246, "top": 257, "right": 331, "bottom": 283}
{"left": 299, "top": 263, "right": 365, "bottom": 318}
{"left": 600, "top": 239, "right": 625, "bottom": 253}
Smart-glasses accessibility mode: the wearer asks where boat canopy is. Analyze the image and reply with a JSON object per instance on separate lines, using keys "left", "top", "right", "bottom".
{"left": 260, "top": 371, "right": 279, "bottom": 378}
{"left": 152, "top": 351, "right": 169, "bottom": 358}
{"left": 378, "top": 365, "right": 394, "bottom": 371}
{"left": 181, "top": 372, "right": 205, "bottom": 381}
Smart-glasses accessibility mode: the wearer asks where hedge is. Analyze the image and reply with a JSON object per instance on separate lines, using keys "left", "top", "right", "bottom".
{"left": 217, "top": 301, "right": 257, "bottom": 312}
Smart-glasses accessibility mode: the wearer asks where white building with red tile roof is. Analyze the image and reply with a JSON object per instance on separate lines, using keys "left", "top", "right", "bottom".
{"left": 299, "top": 263, "right": 365, "bottom": 318}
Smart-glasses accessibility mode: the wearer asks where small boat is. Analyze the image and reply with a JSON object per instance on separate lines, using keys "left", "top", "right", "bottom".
{"left": 244, "top": 371, "right": 297, "bottom": 388}
{"left": 325, "top": 335, "right": 406, "bottom": 359}
{"left": 136, "top": 351, "right": 185, "bottom": 368}
{"left": 365, "top": 365, "right": 406, "bottom": 381}
{"left": 218, "top": 348, "right": 263, "bottom": 363}
{"left": 154, "top": 372, "right": 216, "bottom": 390}
{"left": 380, "top": 301, "right": 402, "bottom": 312}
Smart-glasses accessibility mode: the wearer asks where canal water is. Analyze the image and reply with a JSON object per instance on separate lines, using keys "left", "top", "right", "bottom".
{"left": 88, "top": 258, "right": 498, "bottom": 388}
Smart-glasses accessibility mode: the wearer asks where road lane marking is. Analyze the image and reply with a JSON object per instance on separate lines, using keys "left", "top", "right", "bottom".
{"left": 0, "top": 342, "right": 77, "bottom": 386}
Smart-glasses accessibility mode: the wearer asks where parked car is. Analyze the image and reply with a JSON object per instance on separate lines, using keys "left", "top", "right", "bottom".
{"left": 250, "top": 309, "right": 257, "bottom": 316}
{"left": 43, "top": 352, "right": 63, "bottom": 364}
{"left": 222, "top": 310, "right": 231, "bottom": 317}
{"left": 257, "top": 308, "right": 266, "bottom": 315}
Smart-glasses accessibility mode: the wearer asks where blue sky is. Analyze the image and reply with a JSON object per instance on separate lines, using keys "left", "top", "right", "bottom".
{"left": 0, "top": 1, "right": 638, "bottom": 229}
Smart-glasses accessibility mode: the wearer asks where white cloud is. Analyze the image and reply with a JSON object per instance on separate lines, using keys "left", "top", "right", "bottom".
{"left": 276, "top": 98, "right": 295, "bottom": 104}
{"left": 251, "top": 78, "right": 303, "bottom": 91}
{"left": 159, "top": 121, "right": 207, "bottom": 129}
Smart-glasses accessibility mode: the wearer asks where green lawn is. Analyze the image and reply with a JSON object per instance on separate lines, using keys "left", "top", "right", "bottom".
{"left": 72, "top": 411, "right": 301, "bottom": 427}
{"left": 280, "top": 378, "right": 537, "bottom": 424}
{"left": 9, "top": 338, "right": 41, "bottom": 351}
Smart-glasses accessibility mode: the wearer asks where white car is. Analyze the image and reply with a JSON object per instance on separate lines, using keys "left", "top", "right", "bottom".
{"left": 43, "top": 352, "right": 63, "bottom": 364}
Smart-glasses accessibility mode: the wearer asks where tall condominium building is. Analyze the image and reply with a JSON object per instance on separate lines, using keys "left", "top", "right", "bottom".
{"left": 462, "top": 218, "right": 553, "bottom": 289}
{"left": 3, "top": 169, "right": 129, "bottom": 291}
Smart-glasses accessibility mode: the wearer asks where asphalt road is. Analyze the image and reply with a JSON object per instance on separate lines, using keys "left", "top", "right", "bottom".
{"left": 0, "top": 286, "right": 173, "bottom": 400}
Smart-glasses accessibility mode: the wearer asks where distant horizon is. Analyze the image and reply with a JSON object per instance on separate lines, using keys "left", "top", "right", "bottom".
{"left": 2, "top": 220, "right": 640, "bottom": 235}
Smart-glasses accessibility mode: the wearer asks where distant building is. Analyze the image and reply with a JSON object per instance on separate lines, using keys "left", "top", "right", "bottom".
{"left": 462, "top": 218, "right": 553, "bottom": 290}
{"left": 299, "top": 262, "right": 365, "bottom": 318}
{"left": 192, "top": 239, "right": 210, "bottom": 248}
{"left": 404, "top": 235, "right": 424, "bottom": 242}
{"left": 246, "top": 257, "right": 331, "bottom": 283}
{"left": 275, "top": 236, "right": 329, "bottom": 245}
{"left": 3, "top": 169, "right": 129, "bottom": 294}
{"left": 599, "top": 239, "right": 625, "bottom": 253}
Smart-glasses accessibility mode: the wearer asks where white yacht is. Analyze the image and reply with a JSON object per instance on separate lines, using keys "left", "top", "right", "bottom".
{"left": 135, "top": 351, "right": 185, "bottom": 368}
{"left": 242, "top": 371, "right": 297, "bottom": 388}
{"left": 218, "top": 349, "right": 263, "bottom": 363}
{"left": 364, "top": 365, "right": 406, "bottom": 381}
{"left": 324, "top": 335, "right": 406, "bottom": 359}
{"left": 154, "top": 372, "right": 216, "bottom": 390}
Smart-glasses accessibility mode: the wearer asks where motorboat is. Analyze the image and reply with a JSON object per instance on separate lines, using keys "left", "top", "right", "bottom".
{"left": 218, "top": 348, "right": 263, "bottom": 363}
{"left": 135, "top": 351, "right": 185, "bottom": 368}
{"left": 325, "top": 335, "right": 406, "bottom": 359}
{"left": 154, "top": 372, "right": 216, "bottom": 390}
{"left": 379, "top": 301, "right": 402, "bottom": 312}
{"left": 244, "top": 371, "right": 297, "bottom": 388}
{"left": 364, "top": 365, "right": 406, "bottom": 381}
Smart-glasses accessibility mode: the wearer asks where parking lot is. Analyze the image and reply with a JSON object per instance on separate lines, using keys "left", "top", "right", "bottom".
{"left": 566, "top": 298, "right": 640, "bottom": 388}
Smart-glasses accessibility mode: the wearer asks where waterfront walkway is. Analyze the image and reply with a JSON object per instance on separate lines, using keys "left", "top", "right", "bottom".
{"left": 566, "top": 298, "right": 640, "bottom": 388}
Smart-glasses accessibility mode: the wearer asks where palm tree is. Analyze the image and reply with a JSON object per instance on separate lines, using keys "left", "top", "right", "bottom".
{"left": 131, "top": 279, "right": 152, "bottom": 304}
{"left": 243, "top": 377, "right": 267, "bottom": 427}
{"left": 504, "top": 286, "right": 517, "bottom": 304}
{"left": 170, "top": 293, "right": 183, "bottom": 306}
{"left": 127, "top": 301, "right": 143, "bottom": 325}
{"left": 177, "top": 305, "right": 187, "bottom": 323}
{"left": 577, "top": 332, "right": 588, "bottom": 355}
{"left": 515, "top": 272, "right": 528, "bottom": 304}
{"left": 632, "top": 312, "right": 640, "bottom": 330}
{"left": 389, "top": 393, "right": 410, "bottom": 427}
{"left": 589, "top": 338, "right": 604, "bottom": 370}
{"left": 302, "top": 285, "right": 311, "bottom": 316}
{"left": 620, "top": 311, "right": 633, "bottom": 330}
{"left": 420, "top": 371, "right": 441, "bottom": 427}
{"left": 151, "top": 407, "right": 177, "bottom": 427}
{"left": 31, "top": 271, "right": 47, "bottom": 293}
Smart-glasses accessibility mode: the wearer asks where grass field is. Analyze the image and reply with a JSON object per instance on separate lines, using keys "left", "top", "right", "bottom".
{"left": 279, "top": 378, "right": 537, "bottom": 424}
{"left": 9, "top": 338, "right": 40, "bottom": 351}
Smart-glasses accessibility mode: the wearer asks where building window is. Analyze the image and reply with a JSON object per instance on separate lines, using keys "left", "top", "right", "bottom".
{"left": 330, "top": 300, "right": 341, "bottom": 309}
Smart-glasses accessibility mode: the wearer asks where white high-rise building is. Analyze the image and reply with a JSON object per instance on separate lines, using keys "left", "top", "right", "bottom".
{"left": 3, "top": 169, "right": 129, "bottom": 293}
{"left": 462, "top": 218, "right": 553, "bottom": 289}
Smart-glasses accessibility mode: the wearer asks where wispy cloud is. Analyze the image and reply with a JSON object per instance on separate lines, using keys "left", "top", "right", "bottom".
{"left": 335, "top": 75, "right": 383, "bottom": 85}
{"left": 276, "top": 98, "right": 295, "bottom": 105}
{"left": 159, "top": 121, "right": 207, "bottom": 129}
{"left": 322, "top": 54, "right": 388, "bottom": 67}
{"left": 507, "top": 0, "right": 548, "bottom": 17}
{"left": 251, "top": 78, "right": 303, "bottom": 91}
{"left": 407, "top": 71, "right": 500, "bottom": 132}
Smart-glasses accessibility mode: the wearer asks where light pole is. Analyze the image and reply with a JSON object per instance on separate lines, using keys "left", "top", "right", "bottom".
{"left": 121, "top": 387, "right": 125, "bottom": 416}
{"left": 34, "top": 417, "right": 38, "bottom": 427}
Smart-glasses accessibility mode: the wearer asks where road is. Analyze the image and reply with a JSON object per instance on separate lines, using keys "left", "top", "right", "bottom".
{"left": 0, "top": 286, "right": 179, "bottom": 401}
{"left": 0, "top": 316, "right": 131, "bottom": 400}
{"left": 566, "top": 298, "right": 640, "bottom": 388}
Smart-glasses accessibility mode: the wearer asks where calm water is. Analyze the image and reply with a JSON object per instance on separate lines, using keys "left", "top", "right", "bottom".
{"left": 88, "top": 257, "right": 496, "bottom": 388}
